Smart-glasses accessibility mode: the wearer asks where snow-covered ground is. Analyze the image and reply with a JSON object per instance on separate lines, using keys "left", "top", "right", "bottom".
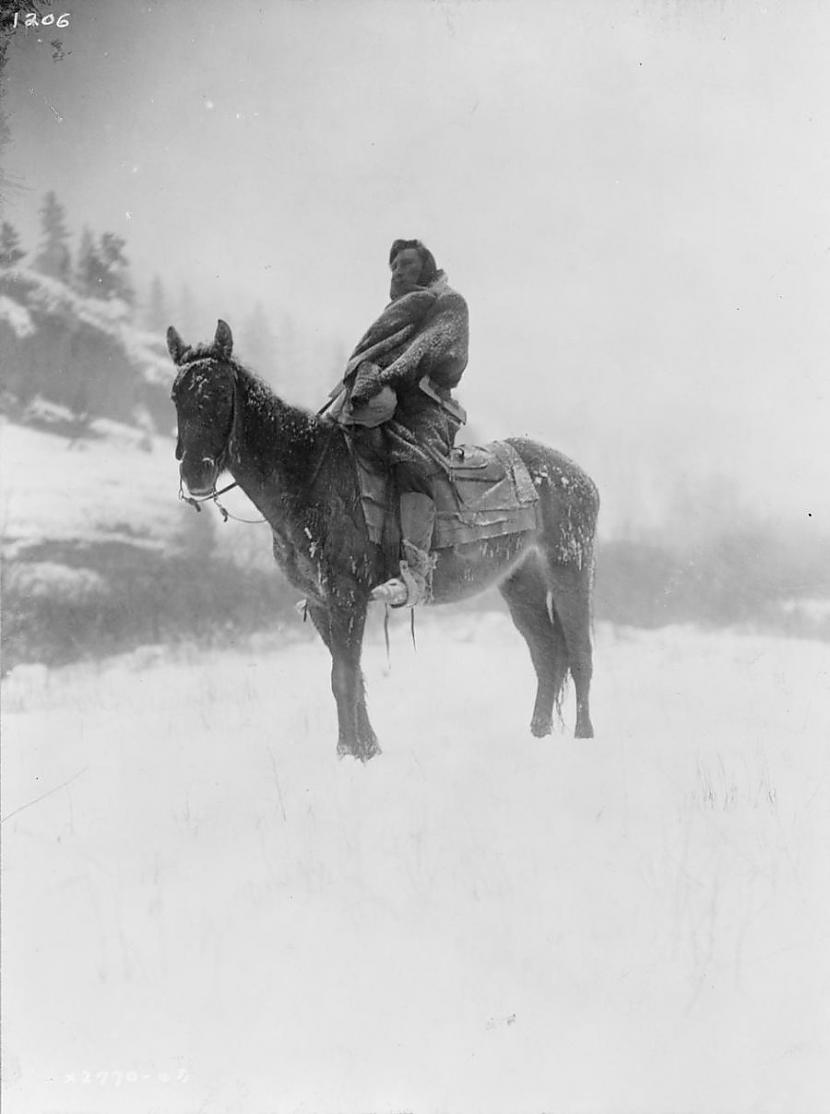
{"left": 0, "top": 416, "right": 273, "bottom": 572}
{"left": 1, "top": 418, "right": 181, "bottom": 557}
{"left": 3, "top": 616, "right": 829, "bottom": 1114}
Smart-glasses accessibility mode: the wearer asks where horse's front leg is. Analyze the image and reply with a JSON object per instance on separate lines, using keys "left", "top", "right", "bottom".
{"left": 309, "top": 601, "right": 380, "bottom": 762}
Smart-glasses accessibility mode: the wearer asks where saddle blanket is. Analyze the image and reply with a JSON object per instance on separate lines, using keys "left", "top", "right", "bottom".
{"left": 355, "top": 440, "right": 539, "bottom": 549}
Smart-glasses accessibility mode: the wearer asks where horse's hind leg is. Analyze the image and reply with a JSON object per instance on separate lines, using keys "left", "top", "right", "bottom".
{"left": 499, "top": 558, "right": 569, "bottom": 738}
{"left": 545, "top": 563, "right": 595, "bottom": 739}
{"left": 308, "top": 601, "right": 380, "bottom": 761}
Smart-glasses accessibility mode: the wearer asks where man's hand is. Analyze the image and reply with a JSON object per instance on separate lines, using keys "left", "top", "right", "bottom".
{"left": 349, "top": 363, "right": 383, "bottom": 409}
{"left": 349, "top": 381, "right": 381, "bottom": 409}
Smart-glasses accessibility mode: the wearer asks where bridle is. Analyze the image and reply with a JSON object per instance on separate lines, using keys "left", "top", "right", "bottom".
{"left": 178, "top": 475, "right": 254, "bottom": 521}
{"left": 175, "top": 355, "right": 338, "bottom": 525}
{"left": 175, "top": 356, "right": 264, "bottom": 523}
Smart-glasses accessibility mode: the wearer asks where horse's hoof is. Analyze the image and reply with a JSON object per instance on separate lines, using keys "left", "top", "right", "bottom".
{"left": 353, "top": 737, "right": 382, "bottom": 762}
{"left": 531, "top": 718, "right": 553, "bottom": 738}
{"left": 363, "top": 738, "right": 382, "bottom": 761}
{"left": 337, "top": 739, "right": 382, "bottom": 761}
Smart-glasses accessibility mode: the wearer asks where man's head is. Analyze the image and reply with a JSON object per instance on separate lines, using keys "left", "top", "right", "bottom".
{"left": 388, "top": 239, "right": 438, "bottom": 300}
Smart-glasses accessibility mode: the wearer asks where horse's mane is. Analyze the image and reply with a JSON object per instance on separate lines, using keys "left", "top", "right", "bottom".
{"left": 228, "top": 358, "right": 355, "bottom": 506}
{"left": 174, "top": 345, "right": 324, "bottom": 437}
{"left": 234, "top": 361, "right": 327, "bottom": 445}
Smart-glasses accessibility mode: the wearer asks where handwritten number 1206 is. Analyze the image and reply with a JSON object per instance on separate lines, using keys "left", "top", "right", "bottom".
{"left": 13, "top": 12, "right": 71, "bottom": 28}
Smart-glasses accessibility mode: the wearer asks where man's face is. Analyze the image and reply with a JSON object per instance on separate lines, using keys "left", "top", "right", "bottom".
{"left": 389, "top": 247, "right": 424, "bottom": 299}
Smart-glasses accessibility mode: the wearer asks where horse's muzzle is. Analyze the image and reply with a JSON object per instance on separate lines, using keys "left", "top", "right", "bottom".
{"left": 180, "top": 456, "right": 219, "bottom": 497}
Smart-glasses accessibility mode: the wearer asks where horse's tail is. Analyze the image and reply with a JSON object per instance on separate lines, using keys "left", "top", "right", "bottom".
{"left": 548, "top": 593, "right": 571, "bottom": 723}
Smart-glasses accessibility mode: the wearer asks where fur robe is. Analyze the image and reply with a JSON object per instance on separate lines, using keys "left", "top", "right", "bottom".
{"left": 340, "top": 272, "right": 469, "bottom": 472}
{"left": 346, "top": 271, "right": 468, "bottom": 394}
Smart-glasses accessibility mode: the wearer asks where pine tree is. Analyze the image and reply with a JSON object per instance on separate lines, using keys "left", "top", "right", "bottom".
{"left": 98, "top": 232, "right": 134, "bottom": 304}
{"left": 0, "top": 221, "right": 25, "bottom": 267}
{"left": 34, "top": 191, "right": 72, "bottom": 281}
{"left": 74, "top": 227, "right": 101, "bottom": 294}
{"left": 72, "top": 228, "right": 135, "bottom": 306}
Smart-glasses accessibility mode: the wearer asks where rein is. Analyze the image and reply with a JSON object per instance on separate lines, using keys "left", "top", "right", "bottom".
{"left": 179, "top": 479, "right": 240, "bottom": 510}
{"left": 178, "top": 479, "right": 267, "bottom": 524}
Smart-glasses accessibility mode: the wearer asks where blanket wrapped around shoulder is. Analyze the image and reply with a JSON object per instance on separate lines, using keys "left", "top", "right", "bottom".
{"left": 345, "top": 272, "right": 469, "bottom": 394}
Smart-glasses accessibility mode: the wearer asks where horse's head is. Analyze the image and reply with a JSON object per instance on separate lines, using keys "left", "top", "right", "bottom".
{"left": 168, "top": 319, "right": 237, "bottom": 496}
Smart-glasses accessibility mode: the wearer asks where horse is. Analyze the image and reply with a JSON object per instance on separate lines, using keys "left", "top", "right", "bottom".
{"left": 168, "top": 319, "right": 599, "bottom": 762}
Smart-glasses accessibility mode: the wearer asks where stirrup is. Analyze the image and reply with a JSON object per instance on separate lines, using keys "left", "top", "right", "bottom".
{"left": 371, "top": 560, "right": 428, "bottom": 608}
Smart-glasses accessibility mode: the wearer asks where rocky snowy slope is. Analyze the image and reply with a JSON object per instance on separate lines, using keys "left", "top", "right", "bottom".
{"left": 1, "top": 414, "right": 296, "bottom": 668}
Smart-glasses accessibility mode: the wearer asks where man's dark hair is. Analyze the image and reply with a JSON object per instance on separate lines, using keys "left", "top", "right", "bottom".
{"left": 388, "top": 239, "right": 439, "bottom": 285}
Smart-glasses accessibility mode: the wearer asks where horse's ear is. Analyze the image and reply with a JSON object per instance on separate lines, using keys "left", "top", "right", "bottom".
{"left": 214, "top": 319, "right": 233, "bottom": 360}
{"left": 167, "top": 325, "right": 186, "bottom": 365}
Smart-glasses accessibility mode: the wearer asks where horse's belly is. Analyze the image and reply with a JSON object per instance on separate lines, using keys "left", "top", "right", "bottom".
{"left": 430, "top": 532, "right": 535, "bottom": 604}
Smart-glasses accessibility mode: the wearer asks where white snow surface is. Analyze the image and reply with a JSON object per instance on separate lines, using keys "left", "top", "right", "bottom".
{"left": 1, "top": 419, "right": 180, "bottom": 555}
{"left": 0, "top": 295, "right": 35, "bottom": 339}
{"left": 1, "top": 418, "right": 270, "bottom": 566}
{"left": 2, "top": 616, "right": 829, "bottom": 1114}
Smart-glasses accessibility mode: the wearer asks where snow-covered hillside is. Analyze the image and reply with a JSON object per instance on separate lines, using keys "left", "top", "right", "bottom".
{"left": 1, "top": 414, "right": 271, "bottom": 559}
{"left": 1, "top": 417, "right": 181, "bottom": 557}
{"left": 3, "top": 617, "right": 829, "bottom": 1114}
{"left": 0, "top": 265, "right": 175, "bottom": 431}
{"left": 1, "top": 416, "right": 292, "bottom": 668}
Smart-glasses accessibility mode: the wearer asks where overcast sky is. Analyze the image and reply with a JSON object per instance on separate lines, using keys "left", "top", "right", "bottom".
{"left": 3, "top": 0, "right": 829, "bottom": 531}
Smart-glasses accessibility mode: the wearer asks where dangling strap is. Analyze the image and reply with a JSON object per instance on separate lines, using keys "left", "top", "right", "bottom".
{"left": 307, "top": 423, "right": 338, "bottom": 492}
{"left": 410, "top": 608, "right": 417, "bottom": 651}
{"left": 383, "top": 605, "right": 391, "bottom": 670}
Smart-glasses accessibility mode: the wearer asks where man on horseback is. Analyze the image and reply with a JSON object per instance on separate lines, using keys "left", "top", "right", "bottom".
{"left": 331, "top": 239, "right": 469, "bottom": 607}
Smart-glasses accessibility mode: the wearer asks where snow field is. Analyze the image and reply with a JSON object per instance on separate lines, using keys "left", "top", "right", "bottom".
{"left": 1, "top": 417, "right": 275, "bottom": 575}
{"left": 1, "top": 420, "right": 180, "bottom": 556}
{"left": 2, "top": 617, "right": 829, "bottom": 1113}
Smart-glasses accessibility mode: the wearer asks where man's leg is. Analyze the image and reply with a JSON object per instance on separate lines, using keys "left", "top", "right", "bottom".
{"left": 372, "top": 463, "right": 436, "bottom": 607}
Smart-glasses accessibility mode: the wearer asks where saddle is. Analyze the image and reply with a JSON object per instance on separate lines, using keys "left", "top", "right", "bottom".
{"left": 352, "top": 438, "right": 540, "bottom": 551}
